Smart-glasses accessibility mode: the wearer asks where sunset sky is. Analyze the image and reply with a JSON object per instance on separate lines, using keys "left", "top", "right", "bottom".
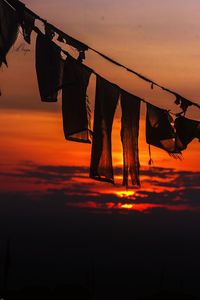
{"left": 1, "top": 1, "right": 200, "bottom": 297}
{"left": 0, "top": 0, "right": 200, "bottom": 211}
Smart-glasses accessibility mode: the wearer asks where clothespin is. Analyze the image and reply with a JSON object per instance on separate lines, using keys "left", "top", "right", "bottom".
{"left": 180, "top": 98, "right": 192, "bottom": 114}
{"left": 57, "top": 34, "right": 65, "bottom": 43}
{"left": 175, "top": 95, "right": 181, "bottom": 105}
{"left": 175, "top": 95, "right": 192, "bottom": 115}
{"left": 78, "top": 50, "right": 86, "bottom": 63}
{"left": 44, "top": 23, "right": 55, "bottom": 40}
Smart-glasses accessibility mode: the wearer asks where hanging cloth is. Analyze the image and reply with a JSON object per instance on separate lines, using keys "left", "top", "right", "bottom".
{"left": 175, "top": 116, "right": 200, "bottom": 150}
{"left": 62, "top": 54, "right": 92, "bottom": 143}
{"left": 90, "top": 76, "right": 119, "bottom": 183}
{"left": 0, "top": 0, "right": 19, "bottom": 66}
{"left": 35, "top": 32, "right": 64, "bottom": 102}
{"left": 20, "top": 11, "right": 35, "bottom": 44}
{"left": 121, "top": 91, "right": 141, "bottom": 187}
{"left": 146, "top": 103, "right": 180, "bottom": 154}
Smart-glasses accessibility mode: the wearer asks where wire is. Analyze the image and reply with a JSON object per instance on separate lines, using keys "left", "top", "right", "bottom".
{"left": 2, "top": 0, "right": 200, "bottom": 112}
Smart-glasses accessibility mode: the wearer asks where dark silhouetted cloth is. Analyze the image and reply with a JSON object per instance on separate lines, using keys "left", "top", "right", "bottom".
{"left": 21, "top": 11, "right": 35, "bottom": 44}
{"left": 35, "top": 33, "right": 64, "bottom": 102}
{"left": 62, "top": 54, "right": 92, "bottom": 143}
{"left": 0, "top": 0, "right": 19, "bottom": 66}
{"left": 121, "top": 91, "right": 141, "bottom": 187}
{"left": 146, "top": 104, "right": 179, "bottom": 154}
{"left": 90, "top": 76, "right": 119, "bottom": 183}
{"left": 175, "top": 116, "right": 200, "bottom": 150}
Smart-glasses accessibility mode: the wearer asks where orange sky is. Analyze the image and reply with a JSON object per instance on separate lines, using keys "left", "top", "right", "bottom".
{"left": 0, "top": 0, "right": 200, "bottom": 202}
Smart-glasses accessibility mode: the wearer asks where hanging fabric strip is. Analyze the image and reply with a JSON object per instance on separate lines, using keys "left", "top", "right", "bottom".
{"left": 90, "top": 76, "right": 119, "bottom": 183}
{"left": 146, "top": 103, "right": 180, "bottom": 154}
{"left": 175, "top": 116, "right": 200, "bottom": 150}
{"left": 62, "top": 54, "right": 92, "bottom": 143}
{"left": 0, "top": 0, "right": 19, "bottom": 66}
{"left": 20, "top": 11, "right": 35, "bottom": 44}
{"left": 35, "top": 32, "right": 64, "bottom": 102}
{"left": 121, "top": 91, "right": 141, "bottom": 187}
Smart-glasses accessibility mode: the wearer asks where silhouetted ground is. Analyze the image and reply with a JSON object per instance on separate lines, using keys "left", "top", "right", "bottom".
{"left": 1, "top": 284, "right": 91, "bottom": 300}
{"left": 0, "top": 286, "right": 198, "bottom": 300}
{"left": 139, "top": 290, "right": 197, "bottom": 300}
{"left": 0, "top": 190, "right": 200, "bottom": 299}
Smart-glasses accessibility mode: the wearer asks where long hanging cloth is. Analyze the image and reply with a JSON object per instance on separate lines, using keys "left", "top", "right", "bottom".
{"left": 0, "top": 0, "right": 19, "bottom": 66}
{"left": 90, "top": 76, "right": 119, "bottom": 183}
{"left": 175, "top": 116, "right": 200, "bottom": 150}
{"left": 121, "top": 91, "right": 141, "bottom": 187}
{"left": 146, "top": 103, "right": 180, "bottom": 154}
{"left": 35, "top": 32, "right": 64, "bottom": 102}
{"left": 62, "top": 54, "right": 92, "bottom": 143}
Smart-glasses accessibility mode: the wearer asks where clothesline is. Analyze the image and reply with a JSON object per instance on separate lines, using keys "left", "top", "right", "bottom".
{"left": 3, "top": 0, "right": 200, "bottom": 114}
{"left": 1, "top": 0, "right": 162, "bottom": 113}
{"left": 46, "top": 44, "right": 172, "bottom": 113}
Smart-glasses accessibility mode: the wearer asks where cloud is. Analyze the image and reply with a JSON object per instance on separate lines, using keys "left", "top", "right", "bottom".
{"left": 0, "top": 163, "right": 199, "bottom": 214}
{"left": 0, "top": 164, "right": 88, "bottom": 184}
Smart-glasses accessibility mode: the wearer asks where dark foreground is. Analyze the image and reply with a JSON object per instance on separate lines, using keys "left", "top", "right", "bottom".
{"left": 0, "top": 287, "right": 198, "bottom": 300}
{"left": 0, "top": 191, "right": 200, "bottom": 300}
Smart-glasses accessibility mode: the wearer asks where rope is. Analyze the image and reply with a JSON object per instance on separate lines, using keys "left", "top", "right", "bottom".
{"left": 2, "top": 0, "right": 200, "bottom": 113}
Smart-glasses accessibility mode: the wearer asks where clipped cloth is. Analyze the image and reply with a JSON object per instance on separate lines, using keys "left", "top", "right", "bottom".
{"left": 21, "top": 11, "right": 35, "bottom": 44}
{"left": 175, "top": 116, "right": 200, "bottom": 150}
{"left": 146, "top": 103, "right": 179, "bottom": 154}
{"left": 35, "top": 32, "right": 64, "bottom": 102}
{"left": 62, "top": 54, "right": 92, "bottom": 143}
{"left": 90, "top": 76, "right": 119, "bottom": 183}
{"left": 0, "top": 0, "right": 19, "bottom": 66}
{"left": 121, "top": 91, "right": 141, "bottom": 187}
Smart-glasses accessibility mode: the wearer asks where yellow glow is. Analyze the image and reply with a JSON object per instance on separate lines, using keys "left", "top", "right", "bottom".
{"left": 115, "top": 190, "right": 136, "bottom": 198}
{"left": 120, "top": 204, "right": 134, "bottom": 209}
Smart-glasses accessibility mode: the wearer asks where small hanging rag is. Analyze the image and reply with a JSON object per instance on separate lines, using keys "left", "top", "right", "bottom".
{"left": 146, "top": 103, "right": 180, "bottom": 155}
{"left": 121, "top": 91, "right": 141, "bottom": 187}
{"left": 20, "top": 11, "right": 35, "bottom": 44}
{"left": 35, "top": 32, "right": 64, "bottom": 102}
{"left": 175, "top": 116, "right": 200, "bottom": 150}
{"left": 0, "top": 0, "right": 19, "bottom": 66}
{"left": 62, "top": 53, "right": 92, "bottom": 143}
{"left": 90, "top": 76, "right": 119, "bottom": 183}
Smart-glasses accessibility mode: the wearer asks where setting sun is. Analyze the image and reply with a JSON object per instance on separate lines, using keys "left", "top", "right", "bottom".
{"left": 115, "top": 190, "right": 136, "bottom": 198}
